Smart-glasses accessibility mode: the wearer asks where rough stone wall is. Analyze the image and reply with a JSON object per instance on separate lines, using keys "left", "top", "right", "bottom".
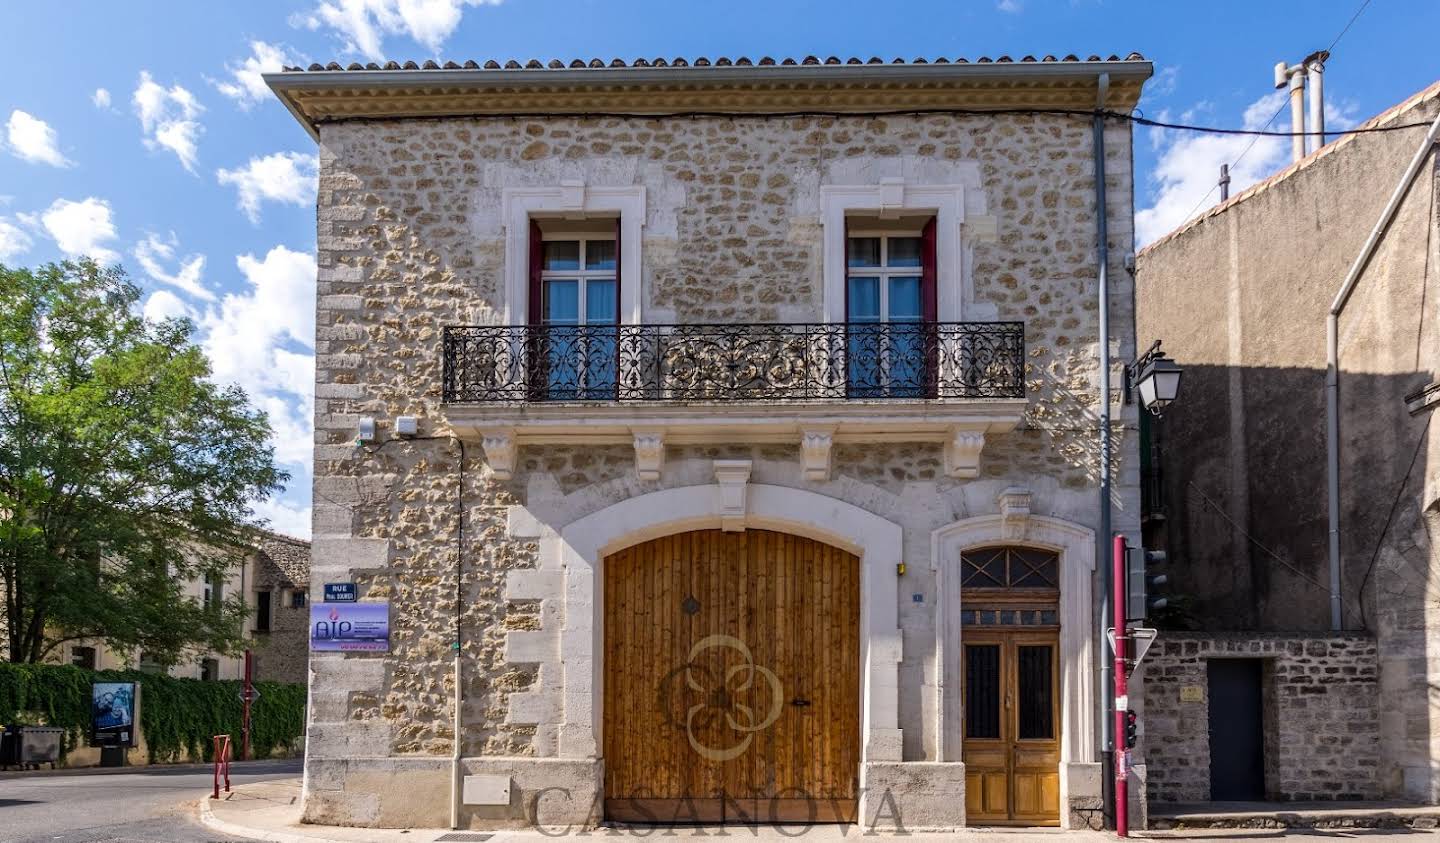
{"left": 1140, "top": 632, "right": 1381, "bottom": 803}
{"left": 1135, "top": 87, "right": 1440, "bottom": 799}
{"left": 304, "top": 110, "right": 1142, "bottom": 827}
{"left": 248, "top": 547, "right": 311, "bottom": 685}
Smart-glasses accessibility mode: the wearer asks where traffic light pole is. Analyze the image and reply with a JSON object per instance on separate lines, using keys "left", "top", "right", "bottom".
{"left": 1112, "top": 535, "right": 1130, "bottom": 837}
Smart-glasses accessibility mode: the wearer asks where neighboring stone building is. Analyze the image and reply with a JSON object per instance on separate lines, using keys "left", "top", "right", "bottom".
{"left": 1136, "top": 82, "right": 1440, "bottom": 803}
{"left": 268, "top": 54, "right": 1152, "bottom": 830}
{"left": 56, "top": 530, "right": 311, "bottom": 685}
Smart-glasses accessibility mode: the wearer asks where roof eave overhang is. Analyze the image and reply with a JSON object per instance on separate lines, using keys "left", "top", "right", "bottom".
{"left": 266, "top": 61, "right": 1152, "bottom": 140}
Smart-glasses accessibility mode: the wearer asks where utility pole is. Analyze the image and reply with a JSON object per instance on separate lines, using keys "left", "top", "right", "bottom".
{"left": 1112, "top": 535, "right": 1130, "bottom": 837}
{"left": 1219, "top": 164, "right": 1231, "bottom": 202}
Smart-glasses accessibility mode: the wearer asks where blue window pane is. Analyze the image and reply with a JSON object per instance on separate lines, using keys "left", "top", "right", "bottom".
{"left": 889, "top": 276, "right": 922, "bottom": 320}
{"left": 888, "top": 236, "right": 923, "bottom": 268}
{"left": 542, "top": 240, "right": 580, "bottom": 271}
{"left": 586, "top": 279, "right": 617, "bottom": 323}
{"left": 544, "top": 280, "right": 579, "bottom": 324}
{"left": 847, "top": 276, "right": 880, "bottom": 322}
{"left": 847, "top": 237, "right": 880, "bottom": 268}
{"left": 585, "top": 239, "right": 617, "bottom": 271}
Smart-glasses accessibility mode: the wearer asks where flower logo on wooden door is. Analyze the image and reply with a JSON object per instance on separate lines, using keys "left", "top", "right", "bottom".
{"left": 658, "top": 634, "right": 784, "bottom": 762}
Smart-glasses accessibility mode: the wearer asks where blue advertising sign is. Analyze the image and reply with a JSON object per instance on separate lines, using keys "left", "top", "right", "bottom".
{"left": 311, "top": 602, "right": 390, "bottom": 652}
{"left": 323, "top": 582, "right": 357, "bottom": 602}
{"left": 92, "top": 682, "right": 138, "bottom": 747}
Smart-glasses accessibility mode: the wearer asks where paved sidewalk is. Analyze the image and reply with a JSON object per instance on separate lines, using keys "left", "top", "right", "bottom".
{"left": 200, "top": 778, "right": 1106, "bottom": 842}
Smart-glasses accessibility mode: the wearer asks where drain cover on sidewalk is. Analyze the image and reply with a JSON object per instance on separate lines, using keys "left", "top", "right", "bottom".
{"left": 436, "top": 835, "right": 493, "bottom": 842}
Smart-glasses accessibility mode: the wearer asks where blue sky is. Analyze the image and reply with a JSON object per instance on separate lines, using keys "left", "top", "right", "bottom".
{"left": 2, "top": 0, "right": 1437, "bottom": 539}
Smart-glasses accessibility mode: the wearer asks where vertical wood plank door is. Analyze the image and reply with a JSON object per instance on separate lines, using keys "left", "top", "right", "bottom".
{"left": 961, "top": 631, "right": 1061, "bottom": 826}
{"left": 603, "top": 529, "right": 860, "bottom": 824}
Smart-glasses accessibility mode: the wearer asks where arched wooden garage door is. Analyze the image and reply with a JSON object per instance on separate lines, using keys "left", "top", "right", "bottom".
{"left": 603, "top": 529, "right": 860, "bottom": 824}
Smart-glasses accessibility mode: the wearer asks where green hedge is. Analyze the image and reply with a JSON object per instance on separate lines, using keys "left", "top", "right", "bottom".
{"left": 0, "top": 662, "right": 305, "bottom": 763}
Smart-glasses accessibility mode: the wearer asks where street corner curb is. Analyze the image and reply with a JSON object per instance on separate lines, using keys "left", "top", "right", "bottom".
{"left": 198, "top": 792, "right": 340, "bottom": 843}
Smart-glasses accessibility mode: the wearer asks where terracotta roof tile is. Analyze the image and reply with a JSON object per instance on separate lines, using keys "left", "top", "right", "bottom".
{"left": 286, "top": 53, "right": 1145, "bottom": 73}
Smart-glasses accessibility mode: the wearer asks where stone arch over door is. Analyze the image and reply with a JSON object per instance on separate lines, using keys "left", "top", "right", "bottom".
{"left": 550, "top": 480, "right": 904, "bottom": 803}
{"left": 931, "top": 513, "right": 1097, "bottom": 827}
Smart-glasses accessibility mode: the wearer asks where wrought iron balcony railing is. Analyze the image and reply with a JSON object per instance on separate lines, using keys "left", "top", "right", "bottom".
{"left": 442, "top": 322, "right": 1025, "bottom": 403}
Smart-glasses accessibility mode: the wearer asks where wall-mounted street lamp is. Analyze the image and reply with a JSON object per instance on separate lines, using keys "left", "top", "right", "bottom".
{"left": 1124, "top": 340, "right": 1183, "bottom": 416}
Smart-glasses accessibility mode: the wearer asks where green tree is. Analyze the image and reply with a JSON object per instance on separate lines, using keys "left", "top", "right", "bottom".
{"left": 0, "top": 261, "right": 287, "bottom": 664}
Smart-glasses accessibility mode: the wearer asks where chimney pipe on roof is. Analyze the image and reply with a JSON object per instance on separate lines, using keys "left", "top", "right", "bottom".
{"left": 1305, "top": 50, "right": 1329, "bottom": 153}
{"left": 1275, "top": 60, "right": 1307, "bottom": 163}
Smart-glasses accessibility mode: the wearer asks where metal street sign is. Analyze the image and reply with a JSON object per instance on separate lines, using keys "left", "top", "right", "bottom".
{"left": 1106, "top": 627, "right": 1159, "bottom": 670}
{"left": 324, "top": 582, "right": 357, "bottom": 603}
{"left": 237, "top": 687, "right": 261, "bottom": 703}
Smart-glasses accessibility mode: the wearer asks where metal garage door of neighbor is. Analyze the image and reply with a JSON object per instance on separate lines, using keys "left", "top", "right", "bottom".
{"left": 602, "top": 529, "right": 860, "bottom": 824}
{"left": 1207, "top": 658, "right": 1266, "bottom": 801}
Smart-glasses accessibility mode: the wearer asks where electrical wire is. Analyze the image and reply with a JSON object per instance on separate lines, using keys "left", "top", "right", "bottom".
{"left": 1174, "top": 0, "right": 1375, "bottom": 224}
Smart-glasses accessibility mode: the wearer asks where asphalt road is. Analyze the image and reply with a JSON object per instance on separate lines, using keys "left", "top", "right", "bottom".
{"left": 0, "top": 758, "right": 302, "bottom": 843}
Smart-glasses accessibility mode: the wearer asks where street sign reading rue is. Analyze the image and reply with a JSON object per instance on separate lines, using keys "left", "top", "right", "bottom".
{"left": 324, "top": 583, "right": 357, "bottom": 603}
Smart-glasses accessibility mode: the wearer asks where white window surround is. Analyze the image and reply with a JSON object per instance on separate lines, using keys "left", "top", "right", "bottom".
{"left": 931, "top": 511, "right": 1097, "bottom": 764}
{"left": 534, "top": 478, "right": 906, "bottom": 791}
{"left": 502, "top": 182, "right": 646, "bottom": 325}
{"left": 822, "top": 180, "right": 968, "bottom": 323}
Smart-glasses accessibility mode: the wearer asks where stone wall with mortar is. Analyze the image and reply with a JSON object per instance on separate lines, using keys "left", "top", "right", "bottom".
{"left": 304, "top": 111, "right": 1143, "bottom": 829}
{"left": 1139, "top": 632, "right": 1381, "bottom": 804}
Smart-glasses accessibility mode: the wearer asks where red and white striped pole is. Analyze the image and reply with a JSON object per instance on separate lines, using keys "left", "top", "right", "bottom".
{"left": 1112, "top": 534, "right": 1130, "bottom": 837}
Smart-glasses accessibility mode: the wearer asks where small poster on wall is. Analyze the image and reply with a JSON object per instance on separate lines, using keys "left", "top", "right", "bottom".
{"left": 91, "top": 682, "right": 139, "bottom": 747}
{"left": 310, "top": 601, "right": 390, "bottom": 652}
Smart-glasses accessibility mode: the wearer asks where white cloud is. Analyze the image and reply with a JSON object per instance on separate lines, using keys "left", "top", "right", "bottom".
{"left": 5, "top": 110, "right": 72, "bottom": 167}
{"left": 1136, "top": 92, "right": 1367, "bottom": 246}
{"left": 213, "top": 41, "right": 293, "bottom": 108}
{"left": 92, "top": 88, "right": 112, "bottom": 109}
{"left": 132, "top": 71, "right": 204, "bottom": 173}
{"left": 1136, "top": 91, "right": 1290, "bottom": 246}
{"left": 142, "top": 289, "right": 195, "bottom": 323}
{"left": 27, "top": 197, "right": 119, "bottom": 262}
{"left": 216, "top": 151, "right": 318, "bottom": 223}
{"left": 296, "top": 0, "right": 502, "bottom": 61}
{"left": 199, "top": 246, "right": 316, "bottom": 451}
{"left": 997, "top": 0, "right": 1022, "bottom": 12}
{"left": 0, "top": 217, "right": 32, "bottom": 262}
{"left": 200, "top": 244, "right": 315, "bottom": 406}
{"left": 1149, "top": 66, "right": 1180, "bottom": 98}
{"left": 134, "top": 232, "right": 214, "bottom": 301}
{"left": 251, "top": 496, "right": 312, "bottom": 540}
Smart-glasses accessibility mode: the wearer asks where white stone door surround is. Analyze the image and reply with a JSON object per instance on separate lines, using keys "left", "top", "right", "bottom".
{"left": 536, "top": 466, "right": 905, "bottom": 789}
{"left": 931, "top": 509, "right": 1098, "bottom": 821}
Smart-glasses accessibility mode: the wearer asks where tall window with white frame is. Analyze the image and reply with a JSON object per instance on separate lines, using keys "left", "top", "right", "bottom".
{"left": 530, "top": 221, "right": 620, "bottom": 399}
{"left": 846, "top": 219, "right": 936, "bottom": 397}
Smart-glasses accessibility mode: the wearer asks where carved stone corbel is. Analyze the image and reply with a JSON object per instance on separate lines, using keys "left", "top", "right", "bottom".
{"left": 943, "top": 427, "right": 987, "bottom": 479}
{"left": 996, "top": 486, "right": 1034, "bottom": 541}
{"left": 481, "top": 428, "right": 517, "bottom": 480}
{"left": 713, "top": 460, "right": 752, "bottom": 532}
{"left": 799, "top": 428, "right": 835, "bottom": 482}
{"left": 632, "top": 430, "right": 665, "bottom": 481}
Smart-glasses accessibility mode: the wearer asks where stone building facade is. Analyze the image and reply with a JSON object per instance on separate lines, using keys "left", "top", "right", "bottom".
{"left": 247, "top": 531, "right": 312, "bottom": 685}
{"left": 1136, "top": 82, "right": 1440, "bottom": 803}
{"left": 270, "top": 55, "right": 1151, "bottom": 830}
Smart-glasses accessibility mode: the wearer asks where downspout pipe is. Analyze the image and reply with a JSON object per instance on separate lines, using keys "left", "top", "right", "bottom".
{"left": 1325, "top": 108, "right": 1440, "bottom": 630}
{"left": 1092, "top": 70, "right": 1115, "bottom": 828}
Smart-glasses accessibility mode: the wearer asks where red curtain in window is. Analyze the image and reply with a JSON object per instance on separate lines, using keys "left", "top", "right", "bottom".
{"left": 613, "top": 216, "right": 622, "bottom": 324}
{"left": 527, "top": 219, "right": 544, "bottom": 326}
{"left": 921, "top": 216, "right": 938, "bottom": 323}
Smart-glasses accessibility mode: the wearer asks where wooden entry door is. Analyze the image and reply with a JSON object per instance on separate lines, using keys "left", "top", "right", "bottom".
{"left": 961, "top": 632, "right": 1061, "bottom": 825}
{"left": 603, "top": 529, "right": 860, "bottom": 824}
